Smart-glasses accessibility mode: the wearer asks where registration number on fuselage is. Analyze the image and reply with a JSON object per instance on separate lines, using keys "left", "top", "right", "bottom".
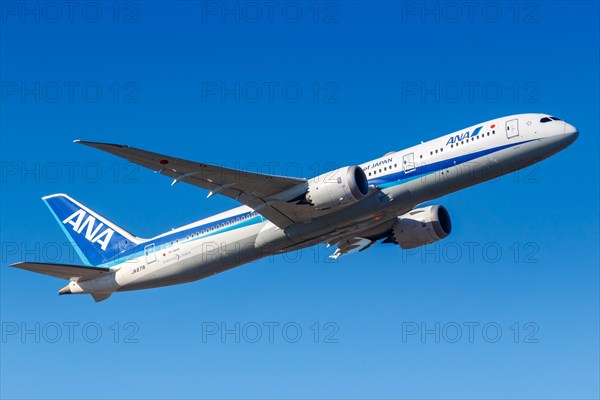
{"left": 131, "top": 265, "right": 146, "bottom": 275}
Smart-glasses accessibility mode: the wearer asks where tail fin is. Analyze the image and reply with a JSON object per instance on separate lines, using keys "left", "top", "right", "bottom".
{"left": 42, "top": 194, "right": 143, "bottom": 266}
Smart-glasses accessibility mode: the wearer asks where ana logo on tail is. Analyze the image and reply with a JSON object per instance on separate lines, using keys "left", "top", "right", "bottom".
{"left": 62, "top": 209, "right": 114, "bottom": 251}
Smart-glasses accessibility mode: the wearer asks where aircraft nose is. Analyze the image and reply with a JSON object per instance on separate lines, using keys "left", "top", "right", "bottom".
{"left": 563, "top": 122, "right": 579, "bottom": 142}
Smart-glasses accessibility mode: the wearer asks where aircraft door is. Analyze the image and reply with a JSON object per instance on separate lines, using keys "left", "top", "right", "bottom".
{"left": 144, "top": 243, "right": 156, "bottom": 264}
{"left": 403, "top": 153, "right": 416, "bottom": 172}
{"left": 506, "top": 119, "right": 519, "bottom": 139}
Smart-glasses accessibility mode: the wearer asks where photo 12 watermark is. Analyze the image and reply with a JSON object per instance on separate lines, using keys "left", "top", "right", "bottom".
{"left": 1, "top": 161, "right": 140, "bottom": 184}
{"left": 400, "top": 2, "right": 540, "bottom": 24}
{"left": 399, "top": 241, "right": 540, "bottom": 264}
{"left": 1, "top": 1, "right": 140, "bottom": 24}
{"left": 401, "top": 321, "right": 540, "bottom": 344}
{"left": 1, "top": 81, "right": 140, "bottom": 104}
{"left": 2, "top": 321, "right": 140, "bottom": 344}
{"left": 401, "top": 81, "right": 540, "bottom": 104}
{"left": 201, "top": 81, "right": 340, "bottom": 104}
{"left": 201, "top": 321, "right": 339, "bottom": 344}
{"left": 200, "top": 1, "right": 340, "bottom": 24}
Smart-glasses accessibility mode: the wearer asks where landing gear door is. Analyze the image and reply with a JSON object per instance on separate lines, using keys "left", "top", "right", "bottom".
{"left": 144, "top": 243, "right": 156, "bottom": 264}
{"left": 506, "top": 119, "right": 519, "bottom": 139}
{"left": 403, "top": 153, "right": 416, "bottom": 173}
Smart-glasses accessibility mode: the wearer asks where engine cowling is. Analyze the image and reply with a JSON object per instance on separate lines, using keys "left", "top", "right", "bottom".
{"left": 391, "top": 205, "right": 452, "bottom": 249}
{"left": 305, "top": 166, "right": 369, "bottom": 210}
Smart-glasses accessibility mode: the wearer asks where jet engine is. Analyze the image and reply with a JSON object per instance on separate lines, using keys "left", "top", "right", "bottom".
{"left": 305, "top": 166, "right": 369, "bottom": 210}
{"left": 391, "top": 205, "right": 452, "bottom": 249}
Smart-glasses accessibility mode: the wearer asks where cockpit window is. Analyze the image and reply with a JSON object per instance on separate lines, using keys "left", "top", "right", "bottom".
{"left": 540, "top": 117, "right": 552, "bottom": 123}
{"left": 550, "top": 116, "right": 562, "bottom": 121}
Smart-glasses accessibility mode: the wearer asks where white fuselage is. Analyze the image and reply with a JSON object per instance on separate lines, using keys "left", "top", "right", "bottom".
{"left": 69, "top": 113, "right": 578, "bottom": 295}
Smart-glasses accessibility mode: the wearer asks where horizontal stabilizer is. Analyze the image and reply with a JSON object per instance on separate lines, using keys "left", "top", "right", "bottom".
{"left": 11, "top": 262, "right": 111, "bottom": 281}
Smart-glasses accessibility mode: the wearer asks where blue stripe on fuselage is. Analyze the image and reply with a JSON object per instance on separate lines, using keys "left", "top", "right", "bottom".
{"left": 371, "top": 139, "right": 536, "bottom": 188}
{"left": 99, "top": 211, "right": 265, "bottom": 267}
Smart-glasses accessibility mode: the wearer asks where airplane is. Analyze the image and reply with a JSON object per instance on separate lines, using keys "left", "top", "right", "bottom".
{"left": 11, "top": 113, "right": 579, "bottom": 302}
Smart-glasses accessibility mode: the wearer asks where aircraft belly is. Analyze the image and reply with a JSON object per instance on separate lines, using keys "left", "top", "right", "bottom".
{"left": 118, "top": 226, "right": 289, "bottom": 291}
{"left": 405, "top": 138, "right": 559, "bottom": 205}
{"left": 284, "top": 186, "right": 413, "bottom": 244}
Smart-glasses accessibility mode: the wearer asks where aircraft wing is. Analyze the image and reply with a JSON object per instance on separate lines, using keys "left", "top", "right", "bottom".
{"left": 11, "top": 262, "right": 111, "bottom": 281}
{"left": 76, "top": 140, "right": 324, "bottom": 228}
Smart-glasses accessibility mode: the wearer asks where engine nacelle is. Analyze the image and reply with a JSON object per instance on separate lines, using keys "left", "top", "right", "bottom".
{"left": 391, "top": 205, "right": 452, "bottom": 249}
{"left": 305, "top": 166, "right": 369, "bottom": 210}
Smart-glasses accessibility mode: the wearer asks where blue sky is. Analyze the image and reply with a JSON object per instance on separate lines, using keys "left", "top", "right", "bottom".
{"left": 1, "top": 1, "right": 598, "bottom": 399}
